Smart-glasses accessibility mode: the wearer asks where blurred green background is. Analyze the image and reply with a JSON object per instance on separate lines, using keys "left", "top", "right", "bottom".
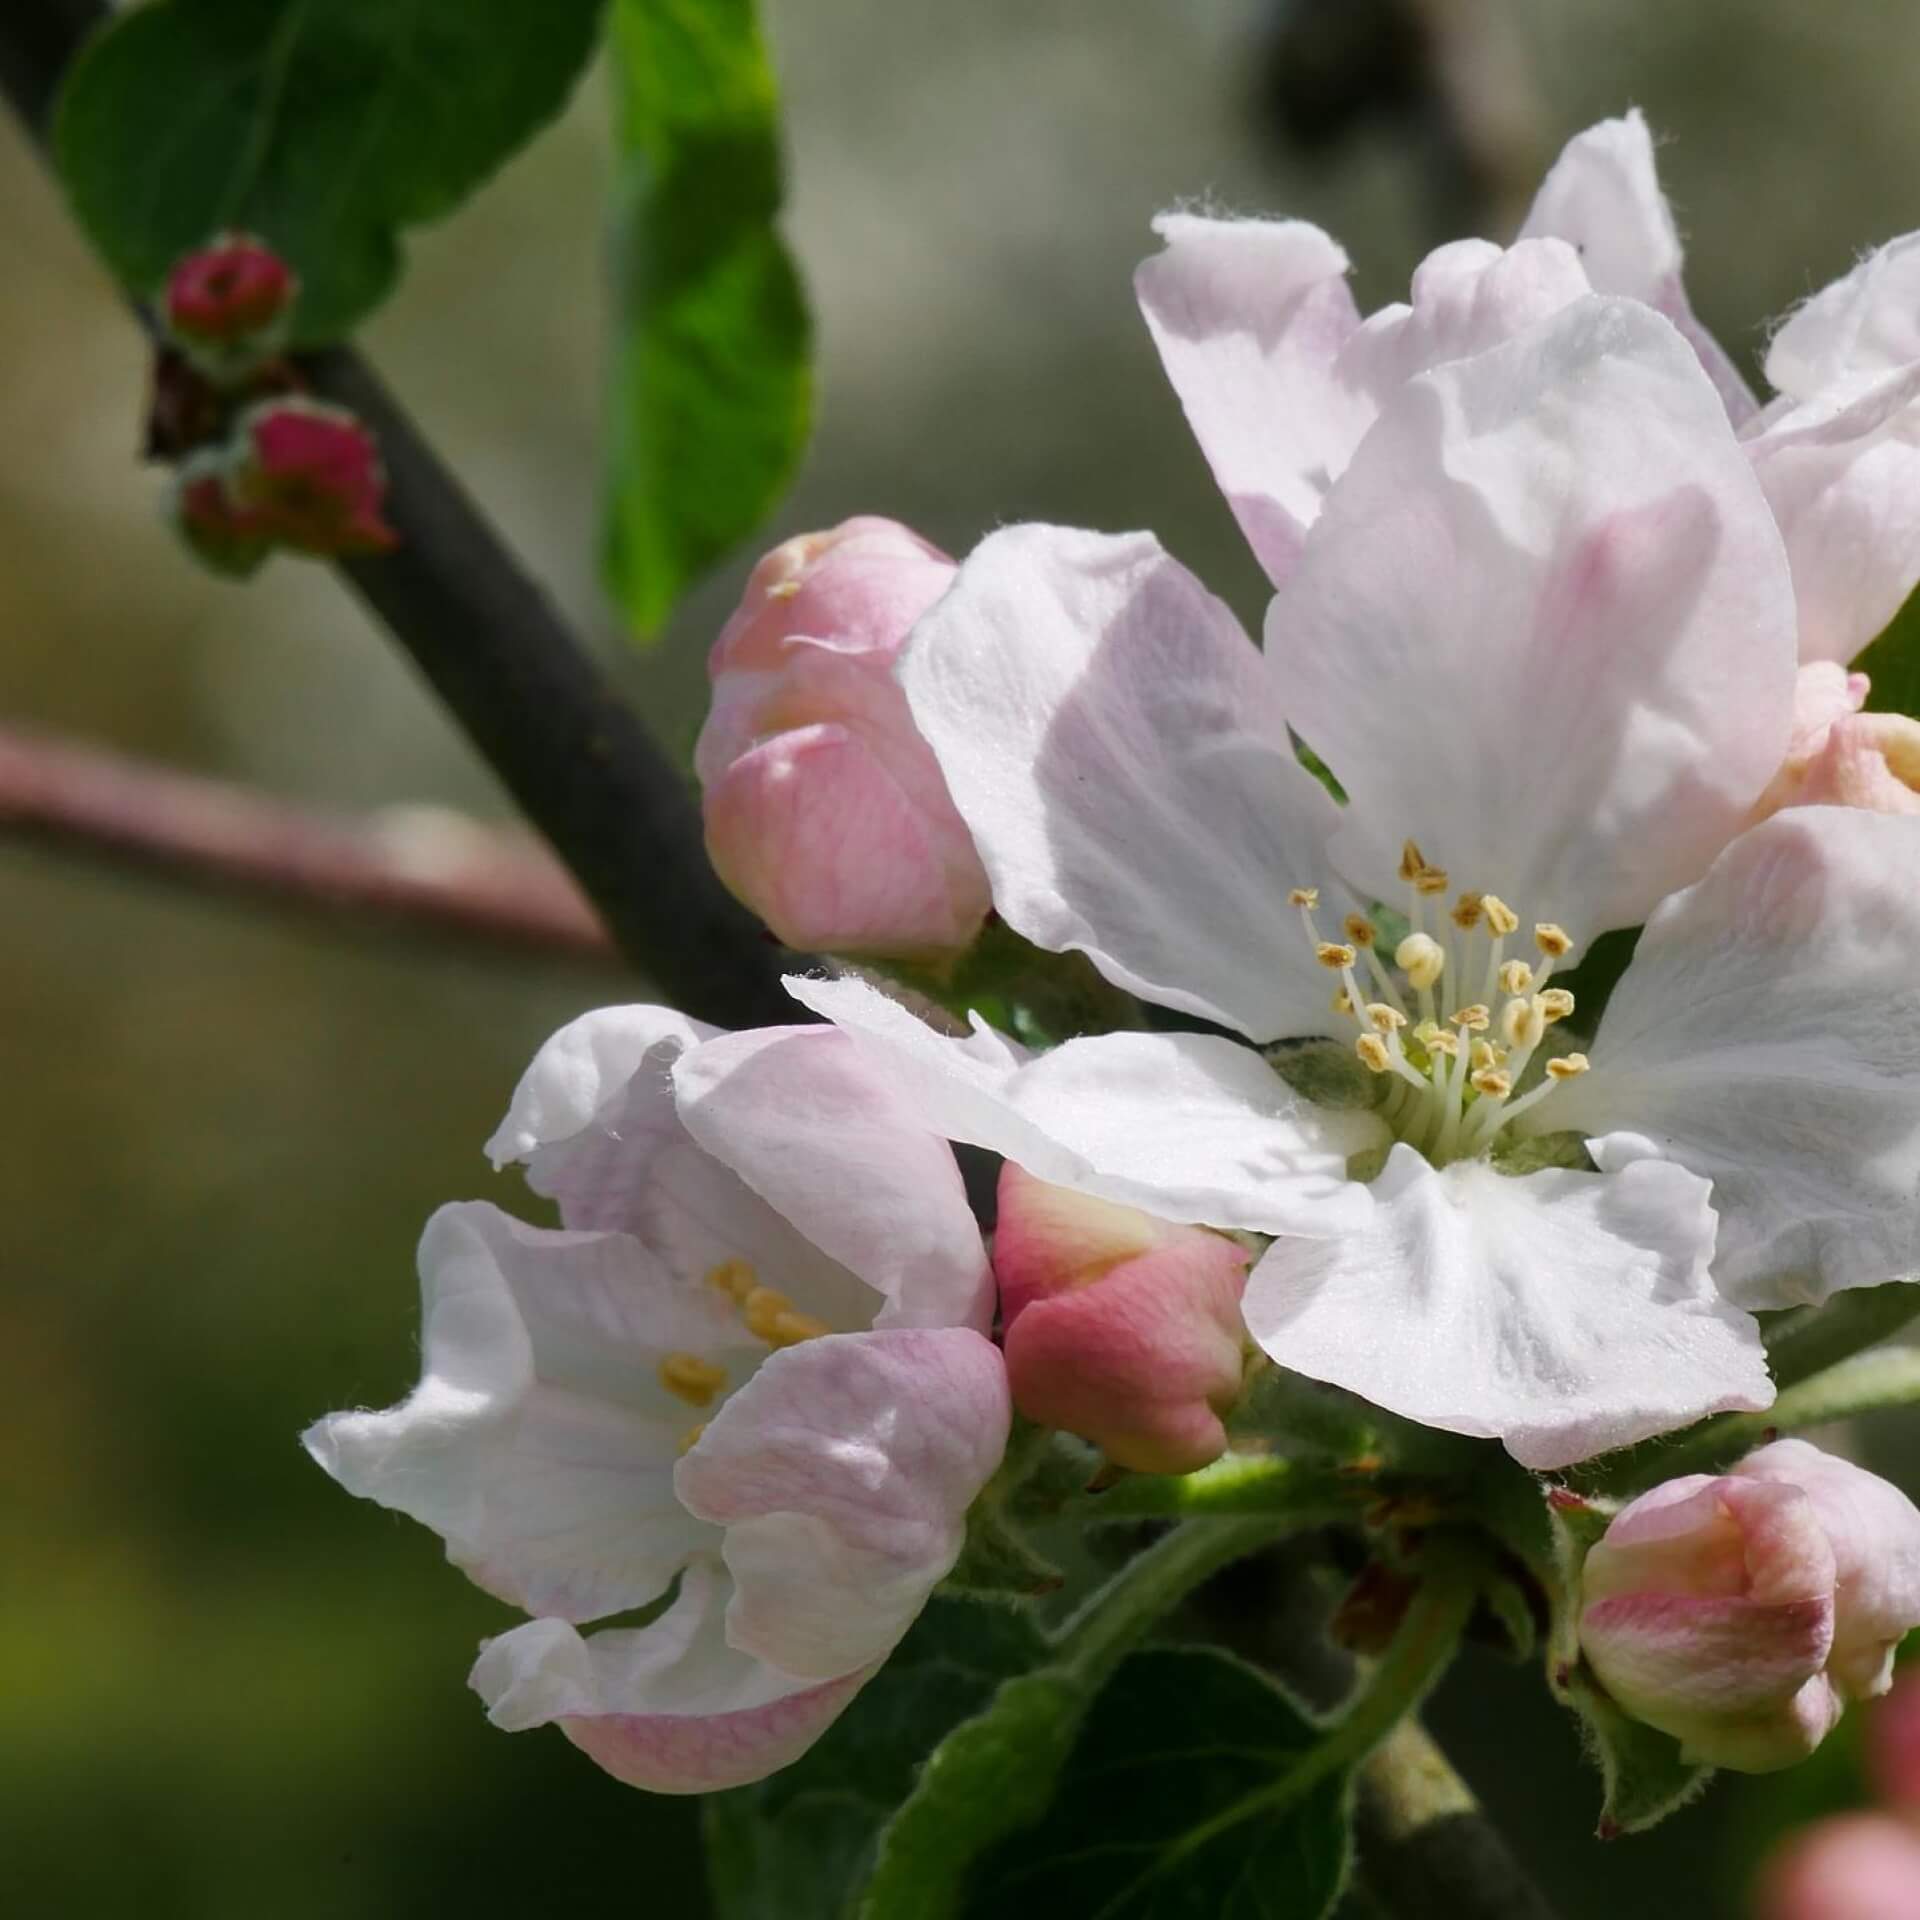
{"left": 5, "top": 1, "right": 1920, "bottom": 1913}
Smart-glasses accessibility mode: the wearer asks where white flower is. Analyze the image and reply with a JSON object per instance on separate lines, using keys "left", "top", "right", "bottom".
{"left": 305, "top": 1008, "right": 1006, "bottom": 1792}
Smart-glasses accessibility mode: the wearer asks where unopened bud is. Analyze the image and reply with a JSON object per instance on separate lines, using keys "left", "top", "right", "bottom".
{"left": 161, "top": 233, "right": 297, "bottom": 378}
{"left": 993, "top": 1164, "right": 1248, "bottom": 1476}
{"left": 227, "top": 399, "right": 397, "bottom": 556}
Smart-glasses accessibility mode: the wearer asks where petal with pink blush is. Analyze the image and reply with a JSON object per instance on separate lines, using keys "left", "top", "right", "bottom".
{"left": 1759, "top": 1813, "right": 1920, "bottom": 1920}
{"left": 1134, "top": 214, "right": 1366, "bottom": 583}
{"left": 675, "top": 1329, "right": 1009, "bottom": 1682}
{"left": 1268, "top": 296, "right": 1796, "bottom": 944}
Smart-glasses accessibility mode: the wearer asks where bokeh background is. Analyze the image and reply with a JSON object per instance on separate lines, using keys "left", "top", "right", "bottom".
{"left": 5, "top": 1, "right": 1919, "bottom": 1912}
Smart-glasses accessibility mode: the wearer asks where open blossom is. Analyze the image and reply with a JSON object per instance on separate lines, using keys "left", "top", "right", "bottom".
{"left": 993, "top": 1163, "right": 1249, "bottom": 1475}
{"left": 305, "top": 1007, "right": 1006, "bottom": 1793}
{"left": 1579, "top": 1441, "right": 1920, "bottom": 1771}
{"left": 779, "top": 119, "right": 1920, "bottom": 1471}
{"left": 696, "top": 517, "right": 992, "bottom": 958}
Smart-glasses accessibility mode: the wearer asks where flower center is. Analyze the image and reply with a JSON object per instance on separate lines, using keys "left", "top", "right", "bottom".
{"left": 658, "top": 1259, "right": 832, "bottom": 1451}
{"left": 1289, "top": 840, "right": 1590, "bottom": 1168}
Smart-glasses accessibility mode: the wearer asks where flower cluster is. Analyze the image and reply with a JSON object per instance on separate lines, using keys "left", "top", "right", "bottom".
{"left": 313, "top": 113, "right": 1920, "bottom": 1798}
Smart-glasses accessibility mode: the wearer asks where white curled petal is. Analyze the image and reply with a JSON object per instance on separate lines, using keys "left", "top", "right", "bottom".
{"left": 787, "top": 972, "right": 1384, "bottom": 1236}
{"left": 1745, "top": 363, "right": 1920, "bottom": 666}
{"left": 303, "top": 1202, "right": 732, "bottom": 1622}
{"left": 1269, "top": 296, "right": 1796, "bottom": 942}
{"left": 471, "top": 1559, "right": 867, "bottom": 1794}
{"left": 1134, "top": 213, "right": 1367, "bottom": 583}
{"left": 1520, "top": 110, "right": 1757, "bottom": 422}
{"left": 1555, "top": 809, "right": 1920, "bottom": 1307}
{"left": 900, "top": 522, "right": 1341, "bottom": 1042}
{"left": 670, "top": 1024, "right": 991, "bottom": 1332}
{"left": 1242, "top": 1146, "right": 1771, "bottom": 1471}
{"left": 1766, "top": 234, "right": 1920, "bottom": 400}
{"left": 675, "top": 1330, "right": 1009, "bottom": 1681}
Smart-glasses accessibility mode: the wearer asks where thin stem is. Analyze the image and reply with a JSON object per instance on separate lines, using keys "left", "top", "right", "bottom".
{"left": 1074, "top": 1451, "right": 1376, "bottom": 1524}
{"left": 0, "top": 723, "right": 621, "bottom": 967}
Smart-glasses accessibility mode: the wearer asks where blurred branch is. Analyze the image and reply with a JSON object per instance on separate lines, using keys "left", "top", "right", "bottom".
{"left": 0, "top": 0, "right": 798, "bottom": 1030}
{"left": 0, "top": 724, "right": 628, "bottom": 968}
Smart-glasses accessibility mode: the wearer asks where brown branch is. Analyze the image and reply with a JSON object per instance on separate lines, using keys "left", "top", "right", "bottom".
{"left": 0, "top": 724, "right": 624, "bottom": 968}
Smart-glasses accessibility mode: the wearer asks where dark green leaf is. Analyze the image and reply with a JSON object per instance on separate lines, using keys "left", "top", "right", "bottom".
{"left": 55, "top": 0, "right": 603, "bottom": 343}
{"left": 705, "top": 1598, "right": 1045, "bottom": 1920}
{"left": 1856, "top": 581, "right": 1920, "bottom": 720}
{"left": 959, "top": 1647, "right": 1352, "bottom": 1920}
{"left": 602, "top": 0, "right": 811, "bottom": 637}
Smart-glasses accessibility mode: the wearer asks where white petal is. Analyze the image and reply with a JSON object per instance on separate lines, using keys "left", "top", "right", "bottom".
{"left": 676, "top": 1329, "right": 1009, "bottom": 1680}
{"left": 1242, "top": 1145, "right": 1770, "bottom": 1470}
{"left": 1766, "top": 233, "right": 1920, "bottom": 400}
{"left": 1520, "top": 110, "right": 1758, "bottom": 422}
{"left": 670, "top": 1023, "right": 992, "bottom": 1332}
{"left": 1267, "top": 295, "right": 1797, "bottom": 943}
{"left": 1745, "top": 363, "right": 1920, "bottom": 665}
{"left": 303, "top": 1202, "right": 733, "bottom": 1622}
{"left": 786, "top": 972, "right": 1383, "bottom": 1237}
{"left": 471, "top": 1558, "right": 867, "bottom": 1794}
{"left": 1549, "top": 808, "right": 1920, "bottom": 1307}
{"left": 1134, "top": 213, "right": 1367, "bottom": 583}
{"left": 900, "top": 522, "right": 1341, "bottom": 1041}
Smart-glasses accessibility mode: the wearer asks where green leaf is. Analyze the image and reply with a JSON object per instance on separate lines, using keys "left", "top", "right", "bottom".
{"left": 704, "top": 1597, "right": 1046, "bottom": 1920}
{"left": 958, "top": 1648, "right": 1353, "bottom": 1920}
{"left": 54, "top": 0, "right": 603, "bottom": 344}
{"left": 1856, "top": 581, "right": 1920, "bottom": 720}
{"left": 602, "top": 0, "right": 811, "bottom": 637}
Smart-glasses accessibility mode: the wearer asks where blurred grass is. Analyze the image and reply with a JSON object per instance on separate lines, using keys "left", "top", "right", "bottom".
{"left": 5, "top": 1, "right": 1920, "bottom": 1913}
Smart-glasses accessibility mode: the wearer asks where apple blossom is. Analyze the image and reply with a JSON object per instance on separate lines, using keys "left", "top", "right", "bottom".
{"left": 695, "top": 517, "right": 992, "bottom": 958}
{"left": 993, "top": 1162, "right": 1249, "bottom": 1475}
{"left": 228, "top": 398, "right": 397, "bottom": 556}
{"left": 161, "top": 232, "right": 297, "bottom": 378}
{"left": 1578, "top": 1441, "right": 1920, "bottom": 1771}
{"left": 780, "top": 175, "right": 1920, "bottom": 1471}
{"left": 306, "top": 1006, "right": 1007, "bottom": 1793}
{"left": 1756, "top": 1815, "right": 1920, "bottom": 1920}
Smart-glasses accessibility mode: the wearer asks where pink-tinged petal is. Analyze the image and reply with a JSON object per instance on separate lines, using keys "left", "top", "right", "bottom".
{"left": 1796, "top": 714, "right": 1920, "bottom": 815}
{"left": 1734, "top": 1441, "right": 1920, "bottom": 1699}
{"left": 1242, "top": 1146, "right": 1769, "bottom": 1471}
{"left": 1758, "top": 1813, "right": 1920, "bottom": 1920}
{"left": 1520, "top": 111, "right": 1758, "bottom": 422}
{"left": 670, "top": 1023, "right": 992, "bottom": 1333}
{"left": 1268, "top": 296, "right": 1797, "bottom": 944}
{"left": 1766, "top": 234, "right": 1920, "bottom": 401}
{"left": 1134, "top": 214, "right": 1366, "bottom": 583}
{"left": 995, "top": 1164, "right": 1249, "bottom": 1475}
{"left": 471, "top": 1560, "right": 868, "bottom": 1795}
{"left": 1746, "top": 362, "right": 1920, "bottom": 666}
{"left": 899, "top": 522, "right": 1341, "bottom": 1041}
{"left": 787, "top": 972, "right": 1384, "bottom": 1237}
{"left": 675, "top": 1329, "right": 1009, "bottom": 1681}
{"left": 1551, "top": 808, "right": 1920, "bottom": 1307}
{"left": 303, "top": 1203, "right": 733, "bottom": 1623}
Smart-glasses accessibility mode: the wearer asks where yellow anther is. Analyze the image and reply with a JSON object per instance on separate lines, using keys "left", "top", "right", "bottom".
{"left": 1451, "top": 892, "right": 1485, "bottom": 930}
{"left": 742, "top": 1285, "right": 829, "bottom": 1347}
{"left": 1365, "top": 1003, "right": 1408, "bottom": 1034}
{"left": 658, "top": 1351, "right": 728, "bottom": 1409}
{"left": 1316, "top": 942, "right": 1357, "bottom": 970}
{"left": 1537, "top": 987, "right": 1576, "bottom": 1024}
{"left": 706, "top": 1258, "right": 758, "bottom": 1304}
{"left": 1395, "top": 932, "right": 1445, "bottom": 990}
{"left": 767, "top": 579, "right": 803, "bottom": 602}
{"left": 1412, "top": 866, "right": 1451, "bottom": 896}
{"left": 1501, "top": 996, "right": 1548, "bottom": 1052}
{"left": 1356, "top": 1033, "right": 1392, "bottom": 1074}
{"left": 1470, "top": 1068, "right": 1513, "bottom": 1099}
{"left": 1399, "top": 841, "right": 1431, "bottom": 883}
{"left": 677, "top": 1422, "right": 708, "bottom": 1455}
{"left": 1344, "top": 914, "right": 1378, "bottom": 948}
{"left": 1288, "top": 886, "right": 1320, "bottom": 908}
{"left": 1497, "top": 959, "right": 1535, "bottom": 996}
{"left": 770, "top": 1309, "right": 831, "bottom": 1346}
{"left": 1535, "top": 923, "right": 1574, "bottom": 959}
{"left": 1546, "top": 1053, "right": 1592, "bottom": 1081}
{"left": 1331, "top": 987, "right": 1355, "bottom": 1015}
{"left": 1451, "top": 1004, "right": 1490, "bottom": 1032}
{"left": 1482, "top": 896, "right": 1520, "bottom": 937}
{"left": 1470, "top": 1038, "right": 1504, "bottom": 1072}
{"left": 1413, "top": 1019, "right": 1442, "bottom": 1048}
{"left": 1425, "top": 1029, "right": 1461, "bottom": 1059}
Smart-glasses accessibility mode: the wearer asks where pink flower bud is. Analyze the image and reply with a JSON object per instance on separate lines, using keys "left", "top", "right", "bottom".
{"left": 1578, "top": 1439, "right": 1920, "bottom": 1771}
{"left": 168, "top": 454, "right": 274, "bottom": 578}
{"left": 992, "top": 1162, "right": 1248, "bottom": 1475}
{"left": 228, "top": 399, "right": 397, "bottom": 557}
{"left": 1756, "top": 1814, "right": 1920, "bottom": 1920}
{"left": 162, "top": 234, "right": 297, "bottom": 373}
{"left": 1867, "top": 1668, "right": 1920, "bottom": 1812}
{"left": 695, "top": 518, "right": 991, "bottom": 958}
{"left": 1753, "top": 663, "right": 1920, "bottom": 819}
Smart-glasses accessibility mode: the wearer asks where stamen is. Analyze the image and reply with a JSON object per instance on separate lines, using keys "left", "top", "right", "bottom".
{"left": 1395, "top": 933, "right": 1445, "bottom": 991}
{"left": 1535, "top": 923, "right": 1573, "bottom": 960}
{"left": 659, "top": 1351, "right": 728, "bottom": 1408}
{"left": 1481, "top": 896, "right": 1520, "bottom": 937}
{"left": 1316, "top": 941, "right": 1357, "bottom": 970}
{"left": 1537, "top": 987, "right": 1575, "bottom": 1024}
{"left": 1361, "top": 944, "right": 1411, "bottom": 1019}
{"left": 1331, "top": 987, "right": 1355, "bottom": 1015}
{"left": 1365, "top": 1003, "right": 1408, "bottom": 1034}
{"left": 1470, "top": 1067, "right": 1513, "bottom": 1099}
{"left": 1470, "top": 1038, "right": 1503, "bottom": 1072}
{"left": 1356, "top": 1033, "right": 1391, "bottom": 1074}
{"left": 1412, "top": 866, "right": 1451, "bottom": 896}
{"left": 1500, "top": 996, "right": 1547, "bottom": 1052}
{"left": 1425, "top": 1029, "right": 1461, "bottom": 1059}
{"left": 1451, "top": 1003, "right": 1490, "bottom": 1031}
{"left": 1497, "top": 959, "right": 1535, "bottom": 996}
{"left": 1451, "top": 892, "right": 1485, "bottom": 930}
{"left": 742, "top": 1286, "right": 830, "bottom": 1347}
{"left": 1546, "top": 1053, "right": 1591, "bottom": 1081}
{"left": 705, "top": 1258, "right": 757, "bottom": 1304}
{"left": 1288, "top": 886, "right": 1320, "bottom": 908}
{"left": 1344, "top": 914, "right": 1378, "bottom": 948}
{"left": 1398, "top": 841, "right": 1430, "bottom": 883}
